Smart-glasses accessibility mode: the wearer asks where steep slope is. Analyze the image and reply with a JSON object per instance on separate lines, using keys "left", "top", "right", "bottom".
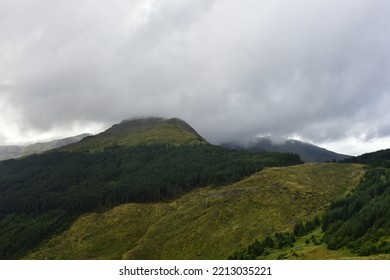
{"left": 26, "top": 163, "right": 365, "bottom": 260}
{"left": 61, "top": 117, "right": 207, "bottom": 152}
{"left": 0, "top": 134, "right": 90, "bottom": 161}
{"left": 223, "top": 137, "right": 351, "bottom": 163}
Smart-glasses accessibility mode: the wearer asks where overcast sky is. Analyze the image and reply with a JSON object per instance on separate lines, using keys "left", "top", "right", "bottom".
{"left": 0, "top": 0, "right": 389, "bottom": 155}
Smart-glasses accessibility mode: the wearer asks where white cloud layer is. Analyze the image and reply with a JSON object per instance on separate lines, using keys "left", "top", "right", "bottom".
{"left": 1, "top": 0, "right": 389, "bottom": 155}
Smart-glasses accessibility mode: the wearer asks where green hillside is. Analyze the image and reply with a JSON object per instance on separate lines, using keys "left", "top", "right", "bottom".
{"left": 61, "top": 117, "right": 207, "bottom": 152}
{"left": 26, "top": 163, "right": 365, "bottom": 260}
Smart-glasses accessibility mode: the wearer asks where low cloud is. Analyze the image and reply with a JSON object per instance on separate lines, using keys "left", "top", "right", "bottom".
{"left": 1, "top": 0, "right": 389, "bottom": 155}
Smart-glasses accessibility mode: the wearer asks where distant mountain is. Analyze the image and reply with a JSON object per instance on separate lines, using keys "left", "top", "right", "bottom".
{"left": 60, "top": 117, "right": 208, "bottom": 152}
{"left": 223, "top": 136, "right": 351, "bottom": 163}
{"left": 0, "top": 134, "right": 90, "bottom": 161}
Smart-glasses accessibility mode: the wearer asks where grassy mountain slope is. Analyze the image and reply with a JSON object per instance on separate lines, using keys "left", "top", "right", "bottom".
{"left": 61, "top": 117, "right": 207, "bottom": 152}
{"left": 0, "top": 134, "right": 89, "bottom": 161}
{"left": 26, "top": 163, "right": 365, "bottom": 260}
{"left": 224, "top": 137, "right": 351, "bottom": 163}
{"left": 232, "top": 159, "right": 390, "bottom": 260}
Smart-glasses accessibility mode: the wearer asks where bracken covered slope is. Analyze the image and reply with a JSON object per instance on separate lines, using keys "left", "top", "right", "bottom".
{"left": 26, "top": 163, "right": 365, "bottom": 260}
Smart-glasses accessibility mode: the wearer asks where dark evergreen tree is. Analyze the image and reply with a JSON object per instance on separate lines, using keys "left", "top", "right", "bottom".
{"left": 293, "top": 221, "right": 306, "bottom": 237}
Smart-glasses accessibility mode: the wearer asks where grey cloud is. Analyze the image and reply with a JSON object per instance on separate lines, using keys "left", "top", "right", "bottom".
{"left": 1, "top": 0, "right": 390, "bottom": 152}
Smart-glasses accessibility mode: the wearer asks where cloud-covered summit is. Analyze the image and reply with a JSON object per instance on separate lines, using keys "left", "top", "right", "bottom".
{"left": 1, "top": 0, "right": 389, "bottom": 155}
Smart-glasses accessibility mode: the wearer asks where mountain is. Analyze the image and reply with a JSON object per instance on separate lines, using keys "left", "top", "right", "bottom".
{"left": 60, "top": 117, "right": 207, "bottom": 152}
{"left": 223, "top": 137, "right": 351, "bottom": 163}
{"left": 0, "top": 117, "right": 304, "bottom": 259}
{"left": 2, "top": 116, "right": 388, "bottom": 260}
{"left": 0, "top": 134, "right": 90, "bottom": 161}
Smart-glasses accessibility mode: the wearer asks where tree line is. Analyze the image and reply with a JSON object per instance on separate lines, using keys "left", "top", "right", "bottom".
{"left": 0, "top": 144, "right": 303, "bottom": 259}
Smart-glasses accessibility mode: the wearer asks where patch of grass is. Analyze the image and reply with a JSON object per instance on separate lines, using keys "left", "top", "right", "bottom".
{"left": 26, "top": 163, "right": 365, "bottom": 260}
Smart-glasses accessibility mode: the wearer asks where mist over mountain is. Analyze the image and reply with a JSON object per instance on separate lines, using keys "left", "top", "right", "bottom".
{"left": 0, "top": 117, "right": 353, "bottom": 163}
{"left": 1, "top": 1, "right": 390, "bottom": 156}
{"left": 223, "top": 136, "right": 352, "bottom": 163}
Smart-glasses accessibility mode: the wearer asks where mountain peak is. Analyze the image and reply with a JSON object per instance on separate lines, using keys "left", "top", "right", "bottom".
{"left": 61, "top": 117, "right": 207, "bottom": 152}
